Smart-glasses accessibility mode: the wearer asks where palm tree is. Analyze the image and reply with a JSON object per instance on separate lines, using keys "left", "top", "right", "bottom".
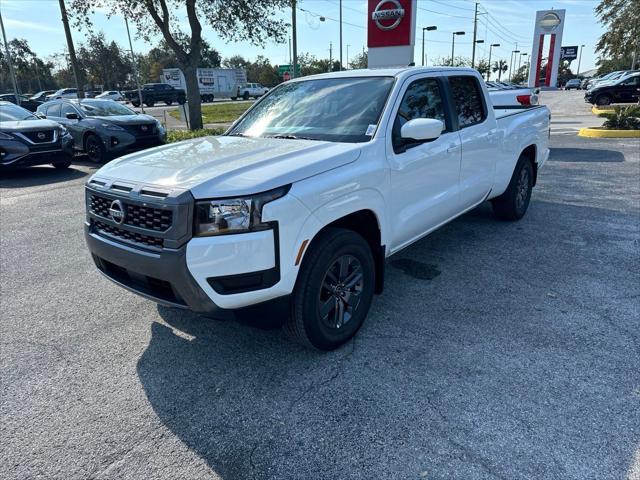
{"left": 492, "top": 60, "right": 508, "bottom": 81}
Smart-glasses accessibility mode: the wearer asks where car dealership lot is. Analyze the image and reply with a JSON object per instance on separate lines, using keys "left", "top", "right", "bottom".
{"left": 1, "top": 95, "right": 639, "bottom": 479}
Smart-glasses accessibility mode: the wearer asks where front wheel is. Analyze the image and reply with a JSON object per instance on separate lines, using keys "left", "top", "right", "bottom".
{"left": 492, "top": 156, "right": 534, "bottom": 221}
{"left": 284, "top": 228, "right": 375, "bottom": 350}
{"left": 177, "top": 97, "right": 186, "bottom": 105}
{"left": 131, "top": 101, "right": 140, "bottom": 108}
{"left": 595, "top": 94, "right": 612, "bottom": 106}
{"left": 243, "top": 91, "right": 250, "bottom": 100}
{"left": 145, "top": 100, "right": 155, "bottom": 107}
{"left": 164, "top": 100, "right": 173, "bottom": 106}
{"left": 85, "top": 134, "right": 106, "bottom": 164}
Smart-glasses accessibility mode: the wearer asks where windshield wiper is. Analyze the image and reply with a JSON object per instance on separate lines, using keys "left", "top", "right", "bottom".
{"left": 227, "top": 132, "right": 248, "bottom": 137}
{"left": 265, "top": 134, "right": 314, "bottom": 140}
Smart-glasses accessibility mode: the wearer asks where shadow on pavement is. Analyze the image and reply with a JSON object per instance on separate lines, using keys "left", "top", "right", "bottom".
{"left": 0, "top": 165, "right": 89, "bottom": 188}
{"left": 549, "top": 147, "right": 624, "bottom": 163}
{"left": 136, "top": 198, "right": 638, "bottom": 479}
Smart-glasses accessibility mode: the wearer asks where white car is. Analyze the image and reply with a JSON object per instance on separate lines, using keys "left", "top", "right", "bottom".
{"left": 487, "top": 83, "right": 540, "bottom": 106}
{"left": 234, "top": 83, "right": 269, "bottom": 100}
{"left": 95, "top": 90, "right": 124, "bottom": 101}
{"left": 46, "top": 88, "right": 78, "bottom": 101}
{"left": 84, "top": 67, "right": 550, "bottom": 350}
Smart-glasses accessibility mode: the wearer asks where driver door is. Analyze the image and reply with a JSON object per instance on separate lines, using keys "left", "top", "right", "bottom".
{"left": 386, "top": 75, "right": 462, "bottom": 252}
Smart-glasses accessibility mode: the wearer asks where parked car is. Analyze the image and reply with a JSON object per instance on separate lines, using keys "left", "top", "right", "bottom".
{"left": 0, "top": 101, "right": 74, "bottom": 169}
{"left": 29, "top": 90, "right": 56, "bottom": 102}
{"left": 233, "top": 83, "right": 269, "bottom": 100}
{"left": 486, "top": 83, "right": 540, "bottom": 106}
{"left": 585, "top": 72, "right": 640, "bottom": 105}
{"left": 580, "top": 78, "right": 591, "bottom": 90}
{"left": 46, "top": 88, "right": 78, "bottom": 101}
{"left": 564, "top": 79, "right": 581, "bottom": 90}
{"left": 96, "top": 90, "right": 124, "bottom": 101}
{"left": 0, "top": 93, "right": 43, "bottom": 112}
{"left": 123, "top": 83, "right": 186, "bottom": 107}
{"left": 37, "top": 99, "right": 166, "bottom": 163}
{"left": 83, "top": 67, "right": 550, "bottom": 350}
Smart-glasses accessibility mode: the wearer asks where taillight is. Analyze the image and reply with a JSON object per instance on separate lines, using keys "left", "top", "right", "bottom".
{"left": 516, "top": 94, "right": 532, "bottom": 105}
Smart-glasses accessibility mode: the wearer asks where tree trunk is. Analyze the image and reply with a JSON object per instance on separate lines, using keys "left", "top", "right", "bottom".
{"left": 182, "top": 64, "right": 203, "bottom": 130}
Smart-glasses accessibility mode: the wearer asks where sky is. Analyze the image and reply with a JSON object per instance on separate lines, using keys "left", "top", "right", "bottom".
{"left": 1, "top": 0, "right": 604, "bottom": 75}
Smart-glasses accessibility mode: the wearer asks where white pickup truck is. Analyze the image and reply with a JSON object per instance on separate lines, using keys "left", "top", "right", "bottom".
{"left": 84, "top": 67, "right": 550, "bottom": 350}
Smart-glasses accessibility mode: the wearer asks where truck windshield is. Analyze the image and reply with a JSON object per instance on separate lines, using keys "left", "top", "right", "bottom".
{"left": 227, "top": 76, "right": 395, "bottom": 143}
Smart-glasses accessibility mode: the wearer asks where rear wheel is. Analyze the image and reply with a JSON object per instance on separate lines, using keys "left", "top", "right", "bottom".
{"left": 131, "top": 101, "right": 140, "bottom": 108}
{"left": 595, "top": 94, "right": 612, "bottom": 106}
{"left": 284, "top": 228, "right": 375, "bottom": 350}
{"left": 177, "top": 97, "right": 186, "bottom": 105}
{"left": 85, "top": 134, "right": 106, "bottom": 164}
{"left": 492, "top": 155, "right": 534, "bottom": 221}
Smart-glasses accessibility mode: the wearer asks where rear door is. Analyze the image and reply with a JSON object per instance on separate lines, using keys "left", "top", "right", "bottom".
{"left": 448, "top": 75, "right": 496, "bottom": 208}
{"left": 386, "top": 74, "right": 462, "bottom": 251}
{"left": 616, "top": 76, "right": 640, "bottom": 103}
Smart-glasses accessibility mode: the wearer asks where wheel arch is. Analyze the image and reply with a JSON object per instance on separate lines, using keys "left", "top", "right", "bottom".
{"left": 520, "top": 143, "right": 538, "bottom": 186}
{"left": 303, "top": 209, "right": 385, "bottom": 294}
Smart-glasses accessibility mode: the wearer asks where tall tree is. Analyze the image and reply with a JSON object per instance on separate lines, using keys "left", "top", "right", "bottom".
{"left": 77, "top": 32, "right": 132, "bottom": 89}
{"left": 595, "top": 0, "right": 640, "bottom": 68}
{"left": 0, "top": 39, "right": 56, "bottom": 93}
{"left": 349, "top": 51, "right": 368, "bottom": 69}
{"left": 71, "top": 0, "right": 288, "bottom": 130}
{"left": 492, "top": 60, "right": 508, "bottom": 81}
{"left": 475, "top": 59, "right": 491, "bottom": 79}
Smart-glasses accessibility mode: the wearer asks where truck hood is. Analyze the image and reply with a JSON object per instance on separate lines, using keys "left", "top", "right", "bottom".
{"left": 0, "top": 118, "right": 61, "bottom": 132}
{"left": 92, "top": 135, "right": 362, "bottom": 198}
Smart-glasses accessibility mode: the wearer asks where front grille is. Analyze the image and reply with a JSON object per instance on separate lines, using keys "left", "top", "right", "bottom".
{"left": 89, "top": 194, "right": 172, "bottom": 232}
{"left": 93, "top": 220, "right": 163, "bottom": 250}
{"left": 123, "top": 123, "right": 157, "bottom": 137}
{"left": 21, "top": 130, "right": 55, "bottom": 143}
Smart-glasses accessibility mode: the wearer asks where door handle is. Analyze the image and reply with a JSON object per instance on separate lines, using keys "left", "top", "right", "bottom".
{"left": 447, "top": 145, "right": 460, "bottom": 153}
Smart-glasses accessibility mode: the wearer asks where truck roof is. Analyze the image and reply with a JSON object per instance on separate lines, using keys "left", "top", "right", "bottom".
{"left": 290, "top": 66, "right": 480, "bottom": 82}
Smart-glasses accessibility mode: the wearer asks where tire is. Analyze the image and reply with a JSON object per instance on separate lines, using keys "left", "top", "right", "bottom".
{"left": 230, "top": 97, "right": 237, "bottom": 101}
{"left": 84, "top": 134, "right": 106, "bottom": 164}
{"left": 595, "top": 94, "right": 612, "bottom": 106}
{"left": 145, "top": 100, "right": 155, "bottom": 107}
{"left": 284, "top": 228, "right": 375, "bottom": 350}
{"left": 243, "top": 91, "right": 250, "bottom": 100}
{"left": 164, "top": 100, "right": 173, "bottom": 106}
{"left": 177, "top": 97, "right": 186, "bottom": 105}
{"left": 131, "top": 101, "right": 140, "bottom": 108}
{"left": 492, "top": 155, "right": 534, "bottom": 221}
{"left": 52, "top": 159, "right": 71, "bottom": 169}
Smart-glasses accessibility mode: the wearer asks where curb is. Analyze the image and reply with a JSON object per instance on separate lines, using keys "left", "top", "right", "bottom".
{"left": 578, "top": 127, "right": 640, "bottom": 138}
{"left": 591, "top": 106, "right": 615, "bottom": 115}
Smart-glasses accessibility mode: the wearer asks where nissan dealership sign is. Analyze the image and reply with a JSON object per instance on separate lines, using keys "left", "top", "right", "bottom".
{"left": 368, "top": 0, "right": 416, "bottom": 67}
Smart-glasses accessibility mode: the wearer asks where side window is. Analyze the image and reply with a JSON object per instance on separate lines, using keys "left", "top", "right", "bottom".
{"left": 46, "top": 103, "right": 61, "bottom": 117}
{"left": 449, "top": 75, "right": 486, "bottom": 128}
{"left": 392, "top": 77, "right": 447, "bottom": 153}
{"left": 61, "top": 104, "right": 77, "bottom": 118}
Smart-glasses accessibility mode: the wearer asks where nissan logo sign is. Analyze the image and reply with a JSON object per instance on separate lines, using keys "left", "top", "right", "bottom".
{"left": 108, "top": 199, "right": 125, "bottom": 225}
{"left": 371, "top": 0, "right": 405, "bottom": 31}
{"left": 37, "top": 132, "right": 46, "bottom": 140}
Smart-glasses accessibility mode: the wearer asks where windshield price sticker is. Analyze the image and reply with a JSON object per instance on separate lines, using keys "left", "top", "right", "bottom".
{"left": 365, "top": 124, "right": 377, "bottom": 136}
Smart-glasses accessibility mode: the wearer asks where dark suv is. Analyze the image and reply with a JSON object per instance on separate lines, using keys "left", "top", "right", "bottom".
{"left": 0, "top": 101, "right": 74, "bottom": 169}
{"left": 585, "top": 73, "right": 640, "bottom": 105}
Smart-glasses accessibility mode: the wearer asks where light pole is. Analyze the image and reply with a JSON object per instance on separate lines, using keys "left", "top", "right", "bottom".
{"left": 576, "top": 44, "right": 585, "bottom": 76}
{"left": 339, "top": 0, "right": 342, "bottom": 70}
{"left": 422, "top": 26, "right": 437, "bottom": 66}
{"left": 518, "top": 52, "right": 528, "bottom": 78}
{"left": 510, "top": 49, "right": 520, "bottom": 81}
{"left": 292, "top": 0, "right": 297, "bottom": 79}
{"left": 474, "top": 39, "right": 484, "bottom": 69}
{"left": 124, "top": 17, "right": 144, "bottom": 113}
{"left": 451, "top": 31, "right": 465, "bottom": 66}
{"left": 487, "top": 43, "right": 500, "bottom": 81}
{"left": 346, "top": 44, "right": 351, "bottom": 69}
{"left": 0, "top": 11, "right": 20, "bottom": 103}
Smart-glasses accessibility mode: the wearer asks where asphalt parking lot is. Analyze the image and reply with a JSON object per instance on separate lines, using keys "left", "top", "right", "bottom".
{"left": 1, "top": 91, "right": 639, "bottom": 479}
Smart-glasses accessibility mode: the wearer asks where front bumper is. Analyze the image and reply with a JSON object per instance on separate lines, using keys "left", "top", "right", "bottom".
{"left": 100, "top": 128, "right": 166, "bottom": 156}
{"left": 0, "top": 133, "right": 73, "bottom": 168}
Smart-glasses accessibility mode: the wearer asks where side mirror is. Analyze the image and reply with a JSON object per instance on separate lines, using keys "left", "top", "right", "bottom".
{"left": 401, "top": 118, "right": 444, "bottom": 142}
{"left": 35, "top": 112, "right": 46, "bottom": 119}
{"left": 66, "top": 112, "right": 79, "bottom": 120}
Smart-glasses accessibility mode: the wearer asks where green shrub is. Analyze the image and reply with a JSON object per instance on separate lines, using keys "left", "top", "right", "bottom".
{"left": 598, "top": 105, "right": 640, "bottom": 130}
{"left": 167, "top": 128, "right": 225, "bottom": 143}
{"left": 168, "top": 102, "right": 251, "bottom": 124}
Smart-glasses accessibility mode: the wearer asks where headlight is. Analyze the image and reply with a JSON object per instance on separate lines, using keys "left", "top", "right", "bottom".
{"left": 58, "top": 125, "right": 68, "bottom": 136}
{"left": 101, "top": 123, "right": 124, "bottom": 131}
{"left": 0, "top": 131, "right": 13, "bottom": 140}
{"left": 194, "top": 185, "right": 290, "bottom": 237}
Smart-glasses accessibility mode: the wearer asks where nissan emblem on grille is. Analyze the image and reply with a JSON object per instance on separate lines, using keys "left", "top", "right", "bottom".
{"left": 37, "top": 132, "right": 46, "bottom": 140}
{"left": 141, "top": 125, "right": 148, "bottom": 132}
{"left": 108, "top": 199, "right": 125, "bottom": 224}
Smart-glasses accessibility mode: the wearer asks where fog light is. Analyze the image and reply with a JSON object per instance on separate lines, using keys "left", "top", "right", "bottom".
{"left": 111, "top": 137, "right": 119, "bottom": 146}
